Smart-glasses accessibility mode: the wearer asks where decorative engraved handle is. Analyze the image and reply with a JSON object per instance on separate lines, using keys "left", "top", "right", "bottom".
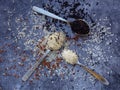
{"left": 77, "top": 62, "right": 109, "bottom": 85}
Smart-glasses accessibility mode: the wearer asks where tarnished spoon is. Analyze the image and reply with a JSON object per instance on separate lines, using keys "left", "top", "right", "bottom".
{"left": 33, "top": 6, "right": 90, "bottom": 35}
{"left": 62, "top": 49, "right": 109, "bottom": 85}
{"left": 22, "top": 32, "right": 66, "bottom": 81}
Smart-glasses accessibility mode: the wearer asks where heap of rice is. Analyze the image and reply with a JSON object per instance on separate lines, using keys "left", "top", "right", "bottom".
{"left": 47, "top": 32, "right": 66, "bottom": 50}
{"left": 62, "top": 49, "right": 78, "bottom": 65}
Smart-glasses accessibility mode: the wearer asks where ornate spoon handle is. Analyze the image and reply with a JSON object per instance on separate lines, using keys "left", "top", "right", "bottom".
{"left": 77, "top": 62, "right": 109, "bottom": 85}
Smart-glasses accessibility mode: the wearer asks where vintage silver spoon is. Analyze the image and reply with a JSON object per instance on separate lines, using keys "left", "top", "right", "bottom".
{"left": 22, "top": 32, "right": 66, "bottom": 81}
{"left": 62, "top": 49, "right": 109, "bottom": 85}
{"left": 33, "top": 6, "right": 90, "bottom": 35}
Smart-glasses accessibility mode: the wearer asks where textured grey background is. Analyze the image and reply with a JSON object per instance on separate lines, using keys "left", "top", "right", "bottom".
{"left": 0, "top": 0, "right": 120, "bottom": 90}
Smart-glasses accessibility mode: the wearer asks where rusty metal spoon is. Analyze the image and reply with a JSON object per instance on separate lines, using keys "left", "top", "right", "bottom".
{"left": 33, "top": 6, "right": 90, "bottom": 35}
{"left": 22, "top": 32, "right": 66, "bottom": 81}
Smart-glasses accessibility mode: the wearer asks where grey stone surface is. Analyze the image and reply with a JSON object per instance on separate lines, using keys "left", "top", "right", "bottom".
{"left": 0, "top": 0, "right": 120, "bottom": 90}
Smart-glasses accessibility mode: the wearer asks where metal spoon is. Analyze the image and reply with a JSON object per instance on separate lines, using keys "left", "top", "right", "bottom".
{"left": 22, "top": 32, "right": 66, "bottom": 81}
{"left": 62, "top": 49, "right": 109, "bottom": 85}
{"left": 32, "top": 6, "right": 90, "bottom": 35}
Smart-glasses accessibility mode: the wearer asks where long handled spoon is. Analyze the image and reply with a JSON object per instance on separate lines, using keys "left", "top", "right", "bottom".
{"left": 33, "top": 6, "right": 90, "bottom": 35}
{"left": 62, "top": 49, "right": 109, "bottom": 85}
{"left": 22, "top": 32, "right": 66, "bottom": 81}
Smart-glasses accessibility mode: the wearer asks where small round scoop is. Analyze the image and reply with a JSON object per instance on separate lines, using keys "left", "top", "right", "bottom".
{"left": 47, "top": 32, "right": 66, "bottom": 50}
{"left": 69, "top": 19, "right": 90, "bottom": 35}
{"left": 22, "top": 32, "right": 66, "bottom": 81}
{"left": 33, "top": 6, "right": 90, "bottom": 35}
{"left": 62, "top": 49, "right": 78, "bottom": 65}
{"left": 62, "top": 49, "right": 109, "bottom": 85}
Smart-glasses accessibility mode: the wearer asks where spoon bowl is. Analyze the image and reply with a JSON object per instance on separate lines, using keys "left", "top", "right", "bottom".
{"left": 69, "top": 19, "right": 90, "bottom": 34}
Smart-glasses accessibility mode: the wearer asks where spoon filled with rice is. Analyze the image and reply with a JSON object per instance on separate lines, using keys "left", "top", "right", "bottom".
{"left": 62, "top": 49, "right": 109, "bottom": 85}
{"left": 22, "top": 32, "right": 66, "bottom": 81}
